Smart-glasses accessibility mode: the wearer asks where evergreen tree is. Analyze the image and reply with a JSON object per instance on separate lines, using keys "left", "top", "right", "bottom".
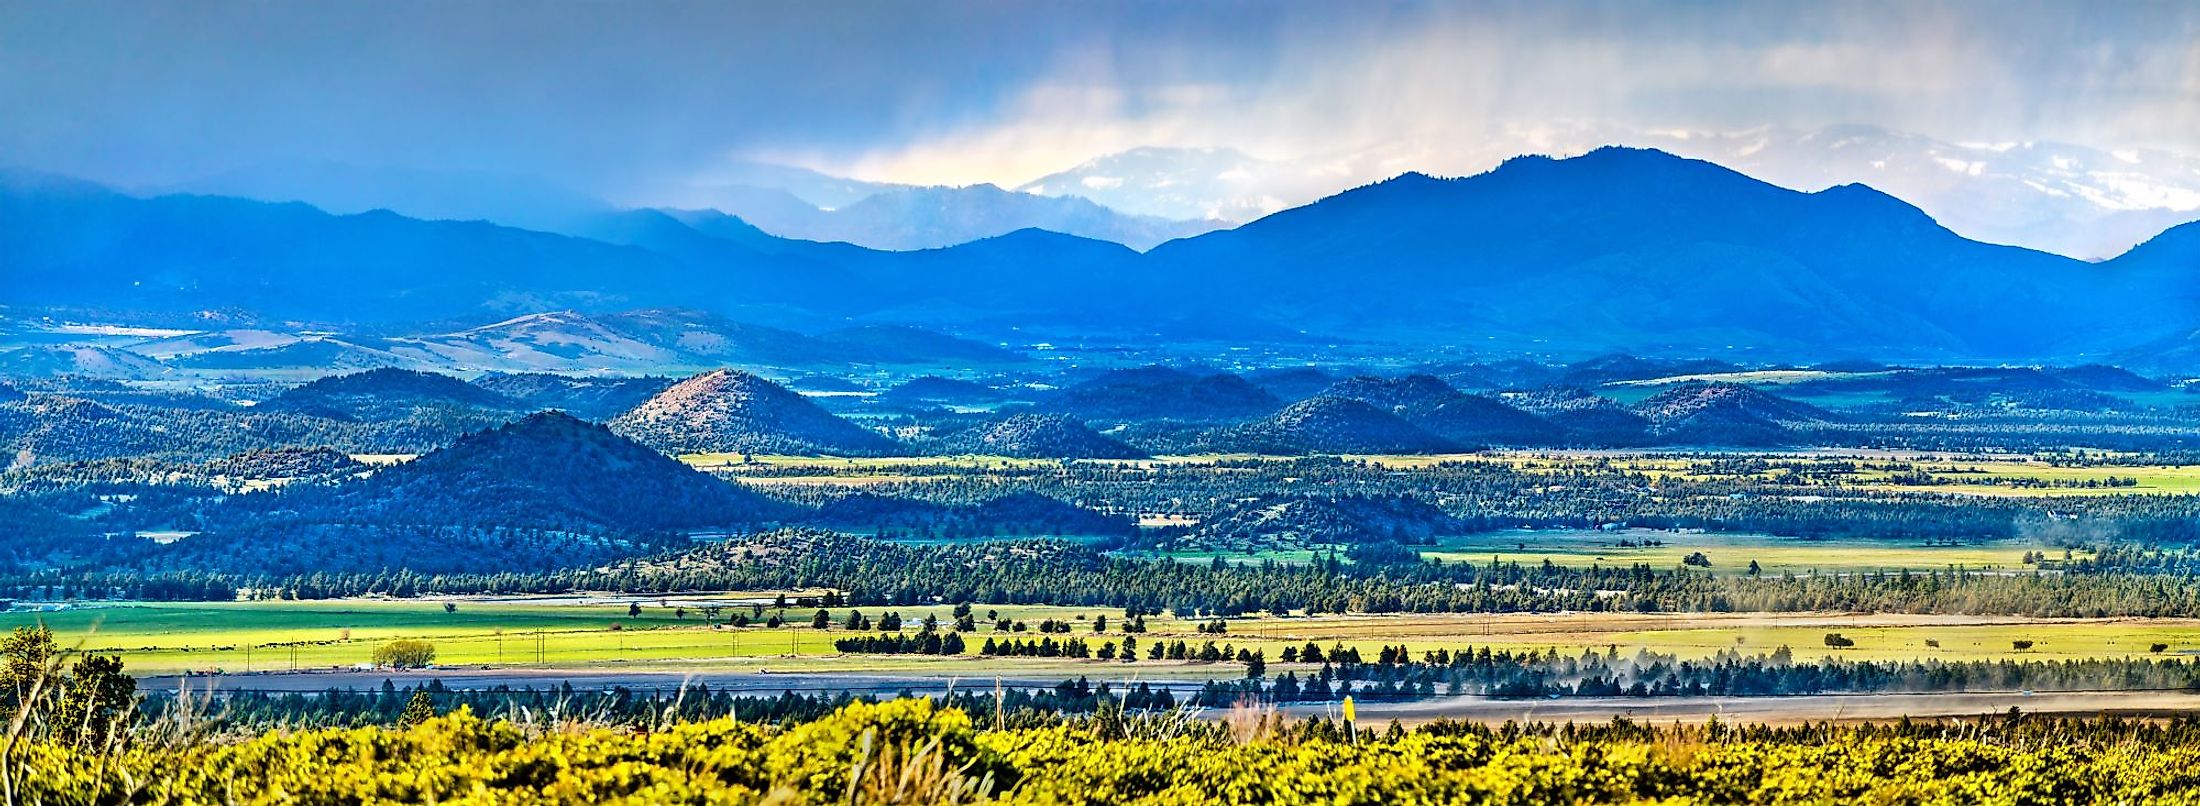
{"left": 398, "top": 690, "right": 436, "bottom": 726}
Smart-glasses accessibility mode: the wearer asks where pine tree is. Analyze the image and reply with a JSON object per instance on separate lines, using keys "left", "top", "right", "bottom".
{"left": 398, "top": 690, "right": 436, "bottom": 726}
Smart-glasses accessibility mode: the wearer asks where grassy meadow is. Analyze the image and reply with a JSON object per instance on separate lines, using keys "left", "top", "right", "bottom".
{"left": 14, "top": 597, "right": 2200, "bottom": 678}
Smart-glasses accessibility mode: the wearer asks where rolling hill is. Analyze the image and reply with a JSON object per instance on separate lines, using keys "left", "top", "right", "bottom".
{"left": 255, "top": 368, "right": 523, "bottom": 421}
{"left": 1045, "top": 367, "right": 1281, "bottom": 423}
{"left": 470, "top": 373, "right": 677, "bottom": 421}
{"left": 1633, "top": 382, "right": 1833, "bottom": 446}
{"left": 156, "top": 411, "right": 786, "bottom": 574}
{"left": 941, "top": 413, "right": 1147, "bottom": 459}
{"left": 285, "top": 410, "right": 783, "bottom": 532}
{"left": 609, "top": 369, "right": 902, "bottom": 456}
{"left": 167, "top": 338, "right": 414, "bottom": 372}
{"left": 1317, "top": 375, "right": 1560, "bottom": 447}
{"left": 1503, "top": 388, "right": 1652, "bottom": 446}
{"left": 1208, "top": 396, "right": 1457, "bottom": 455}
{"left": 0, "top": 346, "right": 167, "bottom": 380}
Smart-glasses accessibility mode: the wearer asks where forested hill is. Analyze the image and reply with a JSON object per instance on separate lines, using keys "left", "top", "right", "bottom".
{"left": 229, "top": 410, "right": 786, "bottom": 533}
{"left": 129, "top": 411, "right": 788, "bottom": 575}
{"left": 609, "top": 370, "right": 904, "bottom": 456}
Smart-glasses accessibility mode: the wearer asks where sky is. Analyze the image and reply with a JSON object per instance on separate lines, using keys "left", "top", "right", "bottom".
{"left": 2, "top": 1, "right": 2195, "bottom": 198}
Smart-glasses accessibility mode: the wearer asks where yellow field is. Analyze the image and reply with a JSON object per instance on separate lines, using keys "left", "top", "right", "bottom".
{"left": 1866, "top": 460, "right": 2200, "bottom": 497}
{"left": 1421, "top": 530, "right": 2053, "bottom": 576}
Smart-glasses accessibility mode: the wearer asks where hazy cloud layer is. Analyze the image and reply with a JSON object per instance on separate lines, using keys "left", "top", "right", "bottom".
{"left": 3, "top": 1, "right": 2194, "bottom": 200}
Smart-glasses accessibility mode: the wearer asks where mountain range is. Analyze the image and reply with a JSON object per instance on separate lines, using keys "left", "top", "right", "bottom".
{"left": 667, "top": 183, "right": 1223, "bottom": 251}
{"left": 1009, "top": 127, "right": 2200, "bottom": 260}
{"left": 167, "top": 158, "right": 1226, "bottom": 252}
{"left": 6, "top": 147, "right": 2198, "bottom": 365}
{"left": 0, "top": 307, "right": 1021, "bottom": 379}
{"left": 1626, "top": 125, "right": 2200, "bottom": 260}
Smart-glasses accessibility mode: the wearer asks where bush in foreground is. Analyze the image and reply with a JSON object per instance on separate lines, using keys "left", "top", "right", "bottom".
{"left": 16, "top": 699, "right": 2200, "bottom": 804}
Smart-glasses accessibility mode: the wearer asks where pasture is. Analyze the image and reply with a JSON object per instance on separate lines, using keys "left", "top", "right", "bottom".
{"left": 14, "top": 598, "right": 2200, "bottom": 679}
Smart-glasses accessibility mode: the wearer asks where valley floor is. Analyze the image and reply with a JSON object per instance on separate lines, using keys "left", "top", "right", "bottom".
{"left": 22, "top": 596, "right": 2200, "bottom": 678}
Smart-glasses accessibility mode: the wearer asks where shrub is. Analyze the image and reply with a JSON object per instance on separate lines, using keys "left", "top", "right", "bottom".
{"left": 372, "top": 639, "right": 437, "bottom": 669}
{"left": 19, "top": 703, "right": 2200, "bottom": 803}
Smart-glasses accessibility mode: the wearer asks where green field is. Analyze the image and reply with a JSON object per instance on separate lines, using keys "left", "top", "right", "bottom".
{"left": 15, "top": 598, "right": 2200, "bottom": 679}
{"left": 1867, "top": 460, "right": 2200, "bottom": 496}
{"left": 3, "top": 599, "right": 1135, "bottom": 676}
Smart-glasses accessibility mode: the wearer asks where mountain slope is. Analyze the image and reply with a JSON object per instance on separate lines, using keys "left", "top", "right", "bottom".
{"left": 0, "top": 346, "right": 167, "bottom": 380}
{"left": 166, "top": 338, "right": 415, "bottom": 372}
{"left": 1503, "top": 388, "right": 1652, "bottom": 446}
{"left": 1628, "top": 124, "right": 2200, "bottom": 260}
{"left": 1208, "top": 396, "right": 1458, "bottom": 455}
{"left": 695, "top": 183, "right": 1223, "bottom": 251}
{"left": 471, "top": 373, "right": 677, "bottom": 421}
{"left": 256, "top": 368, "right": 522, "bottom": 421}
{"left": 1143, "top": 148, "right": 2130, "bottom": 359}
{"left": 7, "top": 153, "right": 2194, "bottom": 363}
{"left": 375, "top": 309, "right": 1023, "bottom": 373}
{"left": 1045, "top": 367, "right": 1281, "bottom": 423}
{"left": 1317, "top": 375, "right": 1560, "bottom": 447}
{"left": 610, "top": 369, "right": 902, "bottom": 456}
{"left": 0, "top": 171, "right": 696, "bottom": 323}
{"left": 1634, "top": 382, "right": 1833, "bottom": 446}
{"left": 942, "top": 413, "right": 1147, "bottom": 459}
{"left": 283, "top": 411, "right": 779, "bottom": 532}
{"left": 153, "top": 411, "right": 784, "bottom": 574}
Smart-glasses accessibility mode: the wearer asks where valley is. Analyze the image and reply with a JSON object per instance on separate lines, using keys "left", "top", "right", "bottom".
{"left": 15, "top": 5, "right": 2200, "bottom": 801}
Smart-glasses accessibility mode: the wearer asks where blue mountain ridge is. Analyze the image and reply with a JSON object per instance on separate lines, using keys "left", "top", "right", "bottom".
{"left": 3, "top": 148, "right": 2194, "bottom": 363}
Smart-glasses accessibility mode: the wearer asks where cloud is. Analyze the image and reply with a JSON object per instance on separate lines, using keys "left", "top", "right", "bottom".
{"left": 798, "top": 2, "right": 2200, "bottom": 188}
{"left": 0, "top": 0, "right": 2192, "bottom": 199}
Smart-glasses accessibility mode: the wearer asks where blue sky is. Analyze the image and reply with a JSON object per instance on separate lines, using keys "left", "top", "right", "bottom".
{"left": 2, "top": 1, "right": 2193, "bottom": 194}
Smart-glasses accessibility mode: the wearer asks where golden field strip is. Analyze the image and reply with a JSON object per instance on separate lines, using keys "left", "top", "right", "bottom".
{"left": 683, "top": 450, "right": 2200, "bottom": 497}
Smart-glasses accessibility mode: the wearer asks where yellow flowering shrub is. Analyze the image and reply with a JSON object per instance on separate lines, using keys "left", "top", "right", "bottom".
{"left": 16, "top": 704, "right": 2200, "bottom": 804}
